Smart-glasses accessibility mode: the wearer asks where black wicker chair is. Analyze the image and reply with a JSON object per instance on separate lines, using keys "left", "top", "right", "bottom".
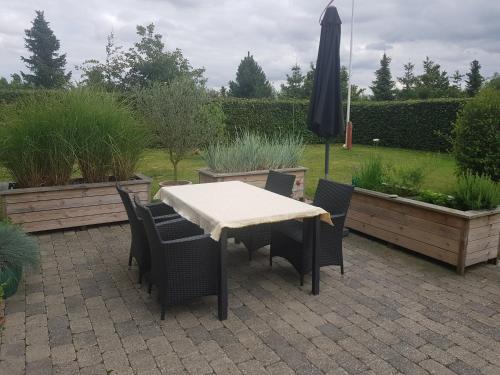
{"left": 135, "top": 202, "right": 219, "bottom": 320}
{"left": 270, "top": 179, "right": 354, "bottom": 285}
{"left": 234, "top": 170, "right": 296, "bottom": 260}
{"left": 116, "top": 183, "right": 178, "bottom": 284}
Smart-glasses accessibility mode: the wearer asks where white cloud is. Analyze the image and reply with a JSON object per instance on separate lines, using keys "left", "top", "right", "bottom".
{"left": 1, "top": 0, "right": 499, "bottom": 92}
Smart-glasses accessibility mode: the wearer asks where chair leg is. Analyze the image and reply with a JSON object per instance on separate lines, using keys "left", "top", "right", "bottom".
{"left": 300, "top": 274, "right": 304, "bottom": 286}
{"left": 248, "top": 249, "right": 253, "bottom": 261}
{"left": 341, "top": 264, "right": 344, "bottom": 275}
{"left": 269, "top": 256, "right": 273, "bottom": 267}
{"left": 160, "top": 304, "right": 166, "bottom": 320}
{"left": 128, "top": 253, "right": 133, "bottom": 269}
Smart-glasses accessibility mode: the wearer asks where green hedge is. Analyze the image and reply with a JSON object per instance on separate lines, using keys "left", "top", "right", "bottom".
{"left": 221, "top": 98, "right": 468, "bottom": 152}
{"left": 0, "top": 89, "right": 467, "bottom": 152}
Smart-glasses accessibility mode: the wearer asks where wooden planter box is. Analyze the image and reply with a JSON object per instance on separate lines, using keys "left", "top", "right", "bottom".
{"left": 0, "top": 174, "right": 151, "bottom": 233}
{"left": 198, "top": 167, "right": 308, "bottom": 199}
{"left": 346, "top": 188, "right": 500, "bottom": 274}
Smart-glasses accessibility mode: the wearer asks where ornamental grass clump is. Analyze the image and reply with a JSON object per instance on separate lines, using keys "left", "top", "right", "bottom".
{"left": 0, "top": 93, "right": 74, "bottom": 187}
{"left": 0, "top": 89, "right": 146, "bottom": 187}
{"left": 67, "top": 89, "right": 146, "bottom": 183}
{"left": 203, "top": 132, "right": 304, "bottom": 173}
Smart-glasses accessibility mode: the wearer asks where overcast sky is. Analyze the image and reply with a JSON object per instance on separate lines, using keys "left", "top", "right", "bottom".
{"left": 1, "top": 0, "right": 499, "bottom": 92}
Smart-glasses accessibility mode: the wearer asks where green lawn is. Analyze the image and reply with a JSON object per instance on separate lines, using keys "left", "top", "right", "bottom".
{"left": 137, "top": 144, "right": 457, "bottom": 197}
{"left": 0, "top": 144, "right": 456, "bottom": 198}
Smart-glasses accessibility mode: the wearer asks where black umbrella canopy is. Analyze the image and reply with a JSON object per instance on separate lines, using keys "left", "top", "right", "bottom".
{"left": 308, "top": 6, "right": 344, "bottom": 179}
{"left": 308, "top": 6, "right": 344, "bottom": 138}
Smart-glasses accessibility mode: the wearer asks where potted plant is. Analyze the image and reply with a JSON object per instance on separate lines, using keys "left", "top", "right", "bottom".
{"left": 0, "top": 89, "right": 150, "bottom": 232}
{"left": 0, "top": 221, "right": 39, "bottom": 300}
{"left": 199, "top": 132, "right": 308, "bottom": 199}
{"left": 136, "top": 77, "right": 225, "bottom": 187}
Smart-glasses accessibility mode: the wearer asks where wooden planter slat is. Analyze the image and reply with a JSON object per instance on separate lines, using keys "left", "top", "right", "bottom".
{"left": 346, "top": 188, "right": 500, "bottom": 274}
{"left": 0, "top": 174, "right": 151, "bottom": 233}
{"left": 198, "top": 167, "right": 307, "bottom": 199}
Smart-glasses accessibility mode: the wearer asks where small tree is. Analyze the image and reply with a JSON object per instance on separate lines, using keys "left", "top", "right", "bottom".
{"left": 465, "top": 60, "right": 484, "bottom": 97}
{"left": 229, "top": 52, "right": 273, "bottom": 98}
{"left": 370, "top": 53, "right": 395, "bottom": 101}
{"left": 21, "top": 11, "right": 71, "bottom": 88}
{"left": 137, "top": 78, "right": 225, "bottom": 181}
{"left": 280, "top": 64, "right": 305, "bottom": 99}
{"left": 397, "top": 61, "right": 418, "bottom": 100}
{"left": 416, "top": 57, "right": 450, "bottom": 98}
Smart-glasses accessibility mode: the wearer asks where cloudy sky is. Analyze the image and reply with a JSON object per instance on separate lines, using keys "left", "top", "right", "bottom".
{"left": 1, "top": 0, "right": 499, "bottom": 92}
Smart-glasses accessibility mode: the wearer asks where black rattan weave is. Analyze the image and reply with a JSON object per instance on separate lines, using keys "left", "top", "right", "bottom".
{"left": 270, "top": 179, "right": 354, "bottom": 285}
{"left": 234, "top": 171, "right": 296, "bottom": 260}
{"left": 135, "top": 203, "right": 219, "bottom": 320}
{"left": 116, "top": 183, "right": 178, "bottom": 284}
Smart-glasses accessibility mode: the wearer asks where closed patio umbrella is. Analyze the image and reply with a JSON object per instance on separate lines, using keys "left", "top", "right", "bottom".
{"left": 308, "top": 4, "right": 344, "bottom": 179}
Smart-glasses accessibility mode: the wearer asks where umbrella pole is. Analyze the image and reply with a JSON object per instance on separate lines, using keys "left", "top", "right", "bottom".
{"left": 325, "top": 141, "right": 330, "bottom": 179}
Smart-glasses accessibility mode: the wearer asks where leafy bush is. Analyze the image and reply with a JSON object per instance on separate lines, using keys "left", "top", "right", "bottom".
{"left": 453, "top": 88, "right": 500, "bottom": 181}
{"left": 417, "top": 191, "right": 457, "bottom": 208}
{"left": 0, "top": 89, "right": 145, "bottom": 187}
{"left": 0, "top": 93, "right": 75, "bottom": 187}
{"left": 352, "top": 157, "right": 426, "bottom": 197}
{"left": 202, "top": 132, "right": 304, "bottom": 173}
{"left": 453, "top": 172, "right": 499, "bottom": 210}
{"left": 135, "top": 78, "right": 225, "bottom": 181}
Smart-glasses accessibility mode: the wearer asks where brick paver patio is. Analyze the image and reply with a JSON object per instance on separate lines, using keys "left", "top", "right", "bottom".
{"left": 1, "top": 224, "right": 499, "bottom": 375}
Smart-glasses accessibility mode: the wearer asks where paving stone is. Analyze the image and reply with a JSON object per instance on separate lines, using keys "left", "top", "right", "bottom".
{"left": 2, "top": 226, "right": 500, "bottom": 375}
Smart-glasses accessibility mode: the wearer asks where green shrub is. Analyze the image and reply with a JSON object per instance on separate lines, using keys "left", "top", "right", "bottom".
{"left": 417, "top": 191, "right": 457, "bottom": 208}
{"left": 0, "top": 93, "right": 75, "bottom": 187}
{"left": 453, "top": 172, "right": 499, "bottom": 210}
{"left": 453, "top": 89, "right": 500, "bottom": 181}
{"left": 202, "top": 132, "right": 304, "bottom": 173}
{"left": 351, "top": 157, "right": 386, "bottom": 191}
{"left": 0, "top": 222, "right": 39, "bottom": 271}
{"left": 353, "top": 158, "right": 426, "bottom": 197}
{"left": 386, "top": 164, "right": 425, "bottom": 196}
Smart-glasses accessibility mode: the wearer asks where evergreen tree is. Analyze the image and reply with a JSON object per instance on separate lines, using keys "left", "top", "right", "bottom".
{"left": 340, "top": 66, "right": 365, "bottom": 101}
{"left": 228, "top": 52, "right": 273, "bottom": 98}
{"left": 280, "top": 64, "right": 306, "bottom": 99}
{"left": 416, "top": 57, "right": 449, "bottom": 98}
{"left": 21, "top": 11, "right": 71, "bottom": 88}
{"left": 370, "top": 53, "right": 395, "bottom": 101}
{"left": 397, "top": 61, "right": 418, "bottom": 99}
{"left": 465, "top": 60, "right": 484, "bottom": 97}
{"left": 448, "top": 70, "right": 464, "bottom": 97}
{"left": 302, "top": 63, "right": 316, "bottom": 99}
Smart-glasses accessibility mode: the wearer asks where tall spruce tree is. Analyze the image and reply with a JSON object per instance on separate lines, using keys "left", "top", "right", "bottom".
{"left": 370, "top": 53, "right": 395, "bottom": 101}
{"left": 280, "top": 64, "right": 306, "bottom": 99}
{"left": 21, "top": 11, "right": 71, "bottom": 88}
{"left": 397, "top": 62, "right": 418, "bottom": 99}
{"left": 228, "top": 52, "right": 273, "bottom": 98}
{"left": 465, "top": 60, "right": 484, "bottom": 97}
{"left": 416, "top": 57, "right": 449, "bottom": 98}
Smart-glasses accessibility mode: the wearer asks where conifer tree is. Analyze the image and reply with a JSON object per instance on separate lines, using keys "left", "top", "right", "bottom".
{"left": 465, "top": 60, "right": 484, "bottom": 97}
{"left": 21, "top": 11, "right": 71, "bottom": 88}
{"left": 370, "top": 53, "right": 395, "bottom": 101}
{"left": 228, "top": 52, "right": 273, "bottom": 98}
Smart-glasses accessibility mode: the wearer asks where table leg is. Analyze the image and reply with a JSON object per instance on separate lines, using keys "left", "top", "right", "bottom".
{"left": 312, "top": 215, "right": 320, "bottom": 295}
{"left": 218, "top": 229, "right": 228, "bottom": 320}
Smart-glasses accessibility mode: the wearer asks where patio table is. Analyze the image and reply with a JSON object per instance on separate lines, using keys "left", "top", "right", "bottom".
{"left": 154, "top": 181, "right": 332, "bottom": 320}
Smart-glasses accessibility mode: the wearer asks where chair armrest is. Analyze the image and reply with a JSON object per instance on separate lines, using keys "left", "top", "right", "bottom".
{"left": 156, "top": 217, "right": 203, "bottom": 241}
{"left": 162, "top": 233, "right": 212, "bottom": 246}
{"left": 145, "top": 201, "right": 177, "bottom": 217}
{"left": 154, "top": 214, "right": 180, "bottom": 223}
{"left": 331, "top": 213, "right": 346, "bottom": 221}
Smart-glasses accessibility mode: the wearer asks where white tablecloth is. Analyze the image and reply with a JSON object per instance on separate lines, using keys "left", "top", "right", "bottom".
{"left": 154, "top": 181, "right": 332, "bottom": 241}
